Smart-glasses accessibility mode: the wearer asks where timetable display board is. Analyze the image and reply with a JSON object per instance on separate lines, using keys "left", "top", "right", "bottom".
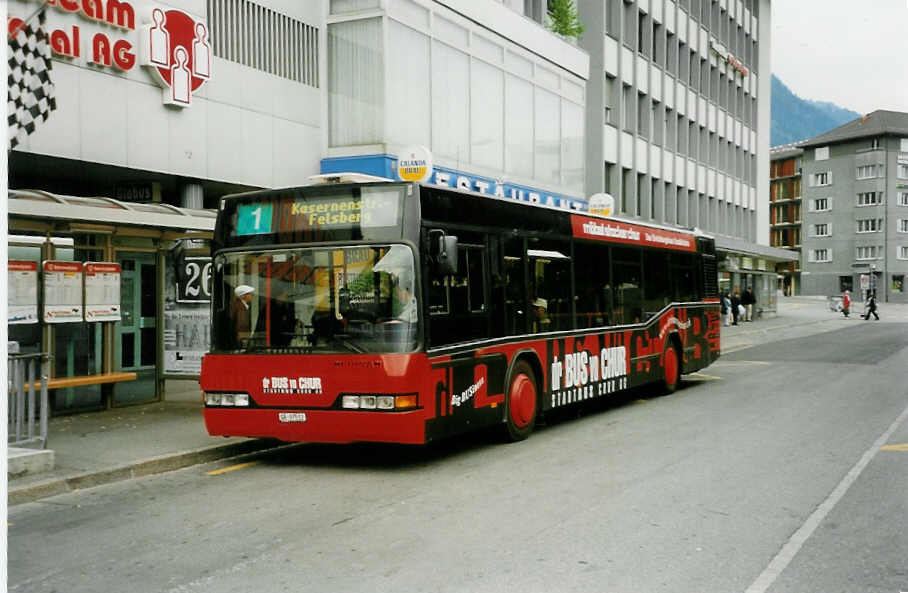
{"left": 8, "top": 260, "right": 39, "bottom": 325}
{"left": 84, "top": 262, "right": 122, "bottom": 322}
{"left": 164, "top": 245, "right": 211, "bottom": 376}
{"left": 43, "top": 261, "right": 84, "bottom": 323}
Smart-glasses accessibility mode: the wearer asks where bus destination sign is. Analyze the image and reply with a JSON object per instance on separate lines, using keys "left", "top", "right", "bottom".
{"left": 571, "top": 215, "right": 696, "bottom": 252}
{"left": 235, "top": 191, "right": 400, "bottom": 237}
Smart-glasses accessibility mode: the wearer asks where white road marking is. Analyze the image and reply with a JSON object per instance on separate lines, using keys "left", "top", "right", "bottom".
{"left": 744, "top": 401, "right": 908, "bottom": 593}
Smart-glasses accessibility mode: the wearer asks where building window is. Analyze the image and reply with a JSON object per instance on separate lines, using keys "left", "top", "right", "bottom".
{"left": 899, "top": 164, "right": 908, "bottom": 179}
{"left": 524, "top": 0, "right": 543, "bottom": 22}
{"left": 809, "top": 172, "right": 832, "bottom": 187}
{"left": 893, "top": 275, "right": 905, "bottom": 293}
{"left": 870, "top": 137, "right": 881, "bottom": 150}
{"left": 899, "top": 192, "right": 908, "bottom": 206}
{"left": 809, "top": 249, "right": 831, "bottom": 263}
{"left": 604, "top": 75, "right": 618, "bottom": 125}
{"left": 900, "top": 246, "right": 908, "bottom": 260}
{"left": 624, "top": 3, "right": 637, "bottom": 49}
{"left": 605, "top": 0, "right": 621, "bottom": 39}
{"left": 856, "top": 218, "right": 882, "bottom": 233}
{"left": 623, "top": 84, "right": 635, "bottom": 131}
{"left": 637, "top": 93, "right": 649, "bottom": 137}
{"left": 810, "top": 197, "right": 831, "bottom": 212}
{"left": 899, "top": 219, "right": 908, "bottom": 233}
{"left": 857, "top": 165, "right": 880, "bottom": 179}
{"left": 856, "top": 245, "right": 882, "bottom": 260}
{"left": 812, "top": 223, "right": 830, "bottom": 237}
{"left": 328, "top": 18, "right": 382, "bottom": 146}
{"left": 815, "top": 146, "right": 829, "bottom": 161}
{"left": 857, "top": 191, "right": 883, "bottom": 206}
{"left": 210, "top": 0, "right": 320, "bottom": 86}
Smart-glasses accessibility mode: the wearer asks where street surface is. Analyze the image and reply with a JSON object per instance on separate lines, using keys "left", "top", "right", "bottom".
{"left": 9, "top": 322, "right": 908, "bottom": 593}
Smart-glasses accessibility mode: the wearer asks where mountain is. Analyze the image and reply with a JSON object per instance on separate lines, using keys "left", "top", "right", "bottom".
{"left": 770, "top": 75, "right": 860, "bottom": 146}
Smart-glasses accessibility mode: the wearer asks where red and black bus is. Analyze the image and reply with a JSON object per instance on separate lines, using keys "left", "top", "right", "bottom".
{"left": 201, "top": 176, "right": 721, "bottom": 444}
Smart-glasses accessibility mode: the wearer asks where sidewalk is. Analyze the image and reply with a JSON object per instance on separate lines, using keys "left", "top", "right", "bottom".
{"left": 7, "top": 387, "right": 282, "bottom": 506}
{"left": 721, "top": 294, "right": 908, "bottom": 353}
{"left": 9, "top": 295, "right": 908, "bottom": 505}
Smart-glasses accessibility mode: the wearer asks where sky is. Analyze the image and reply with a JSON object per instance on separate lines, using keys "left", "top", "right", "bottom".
{"left": 771, "top": 0, "right": 908, "bottom": 115}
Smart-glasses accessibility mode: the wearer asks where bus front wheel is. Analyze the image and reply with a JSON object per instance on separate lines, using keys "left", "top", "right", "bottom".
{"left": 503, "top": 360, "right": 538, "bottom": 442}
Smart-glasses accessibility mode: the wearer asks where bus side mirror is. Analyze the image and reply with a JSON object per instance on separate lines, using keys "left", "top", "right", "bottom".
{"left": 429, "top": 229, "right": 458, "bottom": 276}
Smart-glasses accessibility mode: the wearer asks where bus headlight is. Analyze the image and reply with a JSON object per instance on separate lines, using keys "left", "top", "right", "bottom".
{"left": 339, "top": 394, "right": 418, "bottom": 411}
{"left": 205, "top": 392, "right": 251, "bottom": 407}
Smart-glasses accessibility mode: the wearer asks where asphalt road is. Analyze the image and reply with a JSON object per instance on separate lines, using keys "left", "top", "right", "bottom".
{"left": 9, "top": 323, "right": 908, "bottom": 593}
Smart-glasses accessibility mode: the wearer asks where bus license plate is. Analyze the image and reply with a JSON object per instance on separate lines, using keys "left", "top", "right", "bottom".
{"left": 278, "top": 412, "right": 307, "bottom": 423}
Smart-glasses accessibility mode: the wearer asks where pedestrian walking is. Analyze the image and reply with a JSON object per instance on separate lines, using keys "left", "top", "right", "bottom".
{"left": 841, "top": 290, "right": 851, "bottom": 318}
{"left": 862, "top": 292, "right": 879, "bottom": 320}
{"left": 730, "top": 287, "right": 741, "bottom": 326}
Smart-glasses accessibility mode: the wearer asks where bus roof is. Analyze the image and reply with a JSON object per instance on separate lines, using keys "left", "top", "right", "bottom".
{"left": 218, "top": 177, "right": 712, "bottom": 242}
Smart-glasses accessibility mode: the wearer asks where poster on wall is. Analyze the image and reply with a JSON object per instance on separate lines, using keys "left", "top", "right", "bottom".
{"left": 84, "top": 262, "right": 122, "bottom": 322}
{"left": 43, "top": 261, "right": 84, "bottom": 323}
{"left": 164, "top": 244, "right": 211, "bottom": 376}
{"left": 8, "top": 260, "right": 39, "bottom": 324}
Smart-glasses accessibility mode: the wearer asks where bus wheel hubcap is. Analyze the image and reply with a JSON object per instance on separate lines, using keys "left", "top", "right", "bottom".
{"left": 509, "top": 374, "right": 536, "bottom": 428}
{"left": 665, "top": 347, "right": 678, "bottom": 386}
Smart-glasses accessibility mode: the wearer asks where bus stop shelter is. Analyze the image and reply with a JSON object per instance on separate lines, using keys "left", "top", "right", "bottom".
{"left": 8, "top": 190, "right": 216, "bottom": 413}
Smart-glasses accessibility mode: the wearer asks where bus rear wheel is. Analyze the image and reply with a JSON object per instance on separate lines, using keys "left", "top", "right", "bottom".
{"left": 503, "top": 360, "right": 538, "bottom": 442}
{"left": 662, "top": 342, "right": 681, "bottom": 395}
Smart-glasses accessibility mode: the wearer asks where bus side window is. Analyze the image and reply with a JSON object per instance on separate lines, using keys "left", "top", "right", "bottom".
{"left": 643, "top": 250, "right": 672, "bottom": 317}
{"left": 574, "top": 242, "right": 610, "bottom": 329}
{"left": 672, "top": 253, "right": 697, "bottom": 302}
{"left": 502, "top": 236, "right": 527, "bottom": 336}
{"left": 612, "top": 247, "right": 643, "bottom": 325}
{"left": 527, "top": 239, "right": 572, "bottom": 332}
{"left": 428, "top": 243, "right": 487, "bottom": 347}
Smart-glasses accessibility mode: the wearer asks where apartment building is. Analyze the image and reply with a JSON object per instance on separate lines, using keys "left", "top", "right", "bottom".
{"left": 800, "top": 110, "right": 908, "bottom": 303}
{"left": 579, "top": 0, "right": 796, "bottom": 314}
{"left": 769, "top": 143, "right": 804, "bottom": 295}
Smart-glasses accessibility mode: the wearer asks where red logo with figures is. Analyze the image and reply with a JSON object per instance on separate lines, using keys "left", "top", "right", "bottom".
{"left": 141, "top": 8, "right": 211, "bottom": 107}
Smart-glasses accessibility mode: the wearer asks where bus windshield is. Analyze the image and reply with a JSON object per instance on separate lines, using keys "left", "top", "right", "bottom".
{"left": 212, "top": 244, "right": 418, "bottom": 354}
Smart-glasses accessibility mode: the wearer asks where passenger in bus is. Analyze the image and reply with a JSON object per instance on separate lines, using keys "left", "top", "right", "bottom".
{"left": 393, "top": 270, "right": 418, "bottom": 323}
{"left": 532, "top": 298, "right": 550, "bottom": 332}
{"left": 230, "top": 285, "right": 255, "bottom": 347}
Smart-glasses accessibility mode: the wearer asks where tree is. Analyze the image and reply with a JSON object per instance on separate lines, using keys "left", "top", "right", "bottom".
{"left": 547, "top": 0, "right": 585, "bottom": 39}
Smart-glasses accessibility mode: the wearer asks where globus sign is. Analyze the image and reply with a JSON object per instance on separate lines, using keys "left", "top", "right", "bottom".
{"left": 7, "top": 0, "right": 211, "bottom": 107}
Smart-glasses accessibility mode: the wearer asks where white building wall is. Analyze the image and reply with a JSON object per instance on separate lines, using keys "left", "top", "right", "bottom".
{"left": 8, "top": 0, "right": 324, "bottom": 190}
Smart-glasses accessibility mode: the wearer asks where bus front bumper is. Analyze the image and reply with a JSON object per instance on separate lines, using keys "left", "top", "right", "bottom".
{"left": 203, "top": 408, "right": 427, "bottom": 445}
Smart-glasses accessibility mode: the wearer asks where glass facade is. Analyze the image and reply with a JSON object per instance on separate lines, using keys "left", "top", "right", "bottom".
{"left": 327, "top": 2, "right": 586, "bottom": 195}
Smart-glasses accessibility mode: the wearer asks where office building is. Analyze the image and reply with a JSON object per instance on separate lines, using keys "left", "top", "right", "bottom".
{"left": 578, "top": 0, "right": 796, "bottom": 312}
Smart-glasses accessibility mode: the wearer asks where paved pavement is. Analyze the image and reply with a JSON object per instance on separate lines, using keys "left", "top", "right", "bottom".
{"left": 8, "top": 294, "right": 908, "bottom": 506}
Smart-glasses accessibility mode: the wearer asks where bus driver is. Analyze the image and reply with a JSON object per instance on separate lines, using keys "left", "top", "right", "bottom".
{"left": 394, "top": 269, "right": 418, "bottom": 323}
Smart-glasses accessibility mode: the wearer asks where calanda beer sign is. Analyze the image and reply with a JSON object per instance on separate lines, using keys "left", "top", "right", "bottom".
{"left": 7, "top": 0, "right": 211, "bottom": 107}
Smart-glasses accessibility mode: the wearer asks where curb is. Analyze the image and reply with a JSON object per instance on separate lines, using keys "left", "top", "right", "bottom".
{"left": 8, "top": 438, "right": 282, "bottom": 506}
